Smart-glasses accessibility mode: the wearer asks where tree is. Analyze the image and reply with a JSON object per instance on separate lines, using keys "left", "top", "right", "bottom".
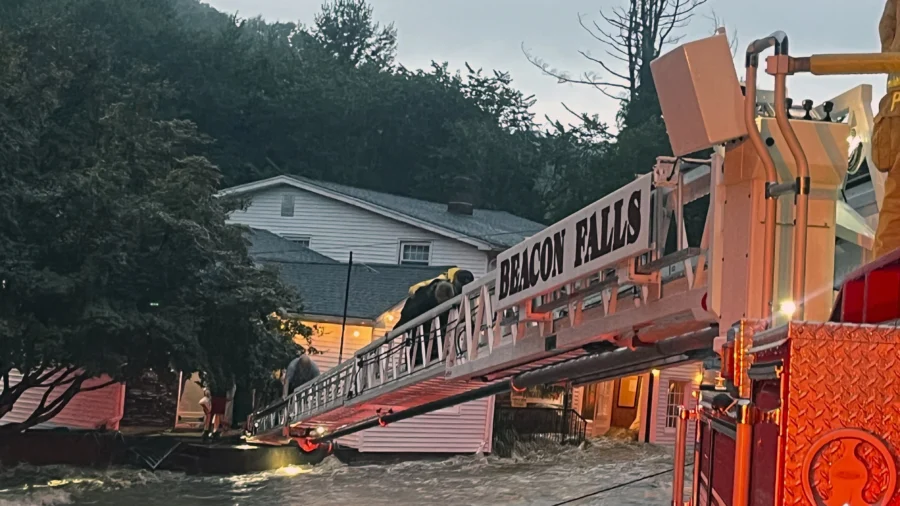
{"left": 524, "top": 0, "right": 719, "bottom": 235}
{"left": 0, "top": 1, "right": 309, "bottom": 431}
{"left": 525, "top": 0, "right": 707, "bottom": 107}
{"left": 311, "top": 0, "right": 398, "bottom": 69}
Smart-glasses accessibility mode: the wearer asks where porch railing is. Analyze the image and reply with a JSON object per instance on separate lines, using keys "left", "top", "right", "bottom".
{"left": 492, "top": 406, "right": 588, "bottom": 452}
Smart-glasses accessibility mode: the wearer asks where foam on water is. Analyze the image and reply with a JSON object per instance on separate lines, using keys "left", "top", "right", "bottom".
{"left": 0, "top": 437, "right": 691, "bottom": 506}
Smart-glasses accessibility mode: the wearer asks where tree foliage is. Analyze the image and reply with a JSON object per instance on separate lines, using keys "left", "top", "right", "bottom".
{"left": 0, "top": 0, "right": 309, "bottom": 431}
{"left": 312, "top": 0, "right": 398, "bottom": 69}
{"left": 0, "top": 0, "right": 714, "bottom": 429}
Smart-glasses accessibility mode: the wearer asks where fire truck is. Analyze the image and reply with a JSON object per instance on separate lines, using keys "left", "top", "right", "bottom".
{"left": 656, "top": 28, "right": 900, "bottom": 506}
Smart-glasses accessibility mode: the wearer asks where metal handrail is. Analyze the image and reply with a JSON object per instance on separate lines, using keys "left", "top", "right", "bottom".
{"left": 493, "top": 406, "right": 588, "bottom": 447}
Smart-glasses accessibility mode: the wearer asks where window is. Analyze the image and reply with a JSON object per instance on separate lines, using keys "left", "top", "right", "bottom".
{"left": 665, "top": 380, "right": 688, "bottom": 429}
{"left": 595, "top": 381, "right": 614, "bottom": 418}
{"left": 400, "top": 242, "right": 431, "bottom": 265}
{"left": 617, "top": 375, "right": 640, "bottom": 408}
{"left": 280, "top": 194, "right": 295, "bottom": 217}
{"left": 281, "top": 234, "right": 310, "bottom": 248}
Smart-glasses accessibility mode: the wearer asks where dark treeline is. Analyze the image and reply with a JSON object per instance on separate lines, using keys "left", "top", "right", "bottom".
{"left": 0, "top": 0, "right": 705, "bottom": 429}
{"left": 4, "top": 0, "right": 674, "bottom": 224}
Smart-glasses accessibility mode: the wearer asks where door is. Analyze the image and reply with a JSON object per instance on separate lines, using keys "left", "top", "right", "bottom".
{"left": 610, "top": 375, "right": 641, "bottom": 429}
{"left": 582, "top": 383, "right": 598, "bottom": 420}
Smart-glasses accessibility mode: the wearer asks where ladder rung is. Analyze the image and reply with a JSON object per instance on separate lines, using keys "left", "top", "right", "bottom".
{"left": 531, "top": 276, "right": 619, "bottom": 314}
{"left": 636, "top": 248, "right": 703, "bottom": 275}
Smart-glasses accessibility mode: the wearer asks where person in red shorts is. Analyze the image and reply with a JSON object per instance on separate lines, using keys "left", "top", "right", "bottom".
{"left": 200, "top": 387, "right": 228, "bottom": 441}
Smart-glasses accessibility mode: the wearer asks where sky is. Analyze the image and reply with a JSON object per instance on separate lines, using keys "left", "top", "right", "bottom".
{"left": 205, "top": 0, "right": 886, "bottom": 127}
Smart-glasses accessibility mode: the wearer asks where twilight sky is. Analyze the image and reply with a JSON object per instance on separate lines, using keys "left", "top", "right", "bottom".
{"left": 205, "top": 0, "right": 885, "bottom": 127}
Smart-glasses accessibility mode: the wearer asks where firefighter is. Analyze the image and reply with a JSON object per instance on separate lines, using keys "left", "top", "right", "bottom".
{"left": 873, "top": 0, "right": 900, "bottom": 258}
{"left": 394, "top": 268, "right": 475, "bottom": 365}
{"left": 283, "top": 353, "right": 321, "bottom": 397}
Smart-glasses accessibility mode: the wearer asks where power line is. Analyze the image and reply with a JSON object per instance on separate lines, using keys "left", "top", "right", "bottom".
{"left": 549, "top": 461, "right": 694, "bottom": 506}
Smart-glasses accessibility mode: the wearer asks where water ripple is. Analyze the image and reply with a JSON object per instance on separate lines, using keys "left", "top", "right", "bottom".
{"left": 0, "top": 437, "right": 691, "bottom": 506}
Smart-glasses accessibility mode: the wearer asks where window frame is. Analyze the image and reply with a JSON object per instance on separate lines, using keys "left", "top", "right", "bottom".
{"left": 281, "top": 234, "right": 310, "bottom": 248}
{"left": 280, "top": 194, "right": 295, "bottom": 217}
{"left": 665, "top": 380, "right": 688, "bottom": 431}
{"left": 399, "top": 241, "right": 432, "bottom": 266}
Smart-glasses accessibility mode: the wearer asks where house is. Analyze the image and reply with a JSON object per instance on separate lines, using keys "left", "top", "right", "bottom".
{"left": 214, "top": 175, "right": 545, "bottom": 455}
{"left": 571, "top": 366, "right": 701, "bottom": 446}
{"left": 218, "top": 174, "right": 545, "bottom": 276}
{"left": 0, "top": 374, "right": 125, "bottom": 431}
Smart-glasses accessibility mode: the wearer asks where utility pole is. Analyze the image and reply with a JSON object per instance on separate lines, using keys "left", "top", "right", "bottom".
{"left": 338, "top": 251, "right": 353, "bottom": 364}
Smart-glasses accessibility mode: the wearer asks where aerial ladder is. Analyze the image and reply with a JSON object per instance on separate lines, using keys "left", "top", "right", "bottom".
{"left": 246, "top": 34, "right": 890, "bottom": 506}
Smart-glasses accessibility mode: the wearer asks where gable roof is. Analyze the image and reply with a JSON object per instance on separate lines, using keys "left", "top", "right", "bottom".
{"left": 245, "top": 227, "right": 338, "bottom": 264}
{"left": 219, "top": 175, "right": 545, "bottom": 250}
{"left": 261, "top": 260, "right": 449, "bottom": 320}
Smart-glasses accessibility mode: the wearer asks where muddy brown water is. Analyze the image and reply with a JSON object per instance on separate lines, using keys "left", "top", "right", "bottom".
{"left": 0, "top": 438, "right": 693, "bottom": 506}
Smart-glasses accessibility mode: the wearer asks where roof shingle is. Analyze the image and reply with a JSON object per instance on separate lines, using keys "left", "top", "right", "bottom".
{"left": 261, "top": 260, "right": 450, "bottom": 320}
{"left": 245, "top": 228, "right": 338, "bottom": 264}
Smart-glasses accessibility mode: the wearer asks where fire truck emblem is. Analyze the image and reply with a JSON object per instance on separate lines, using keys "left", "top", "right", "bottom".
{"left": 801, "top": 428, "right": 897, "bottom": 506}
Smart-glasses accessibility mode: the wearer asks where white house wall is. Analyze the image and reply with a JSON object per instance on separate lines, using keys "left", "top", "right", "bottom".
{"left": 349, "top": 327, "right": 494, "bottom": 454}
{"left": 232, "top": 186, "right": 498, "bottom": 454}
{"left": 228, "top": 187, "right": 489, "bottom": 276}
{"left": 303, "top": 322, "right": 493, "bottom": 453}
{"left": 651, "top": 363, "right": 701, "bottom": 446}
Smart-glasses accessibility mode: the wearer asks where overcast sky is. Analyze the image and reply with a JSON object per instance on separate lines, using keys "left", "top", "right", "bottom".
{"left": 205, "top": 0, "right": 885, "bottom": 127}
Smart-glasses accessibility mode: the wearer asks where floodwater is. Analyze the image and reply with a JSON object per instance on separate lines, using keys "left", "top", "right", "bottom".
{"left": 0, "top": 438, "right": 693, "bottom": 506}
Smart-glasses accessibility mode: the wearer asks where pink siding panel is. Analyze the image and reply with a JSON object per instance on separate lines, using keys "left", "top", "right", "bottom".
{"left": 355, "top": 397, "right": 493, "bottom": 454}
{"left": 304, "top": 323, "right": 373, "bottom": 373}
{"left": 572, "top": 386, "right": 583, "bottom": 416}
{"left": 1, "top": 370, "right": 126, "bottom": 430}
{"left": 652, "top": 363, "right": 701, "bottom": 446}
{"left": 336, "top": 433, "right": 361, "bottom": 449}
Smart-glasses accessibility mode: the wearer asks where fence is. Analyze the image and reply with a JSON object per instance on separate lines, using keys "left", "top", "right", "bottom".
{"left": 492, "top": 406, "right": 587, "bottom": 456}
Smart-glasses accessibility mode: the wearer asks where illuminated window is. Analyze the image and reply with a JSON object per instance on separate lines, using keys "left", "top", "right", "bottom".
{"left": 400, "top": 242, "right": 431, "bottom": 265}
{"left": 666, "top": 380, "right": 688, "bottom": 429}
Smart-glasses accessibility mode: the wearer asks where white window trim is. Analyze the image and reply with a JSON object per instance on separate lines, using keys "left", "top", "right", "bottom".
{"left": 281, "top": 234, "right": 311, "bottom": 248}
{"left": 399, "top": 241, "right": 432, "bottom": 266}
{"left": 664, "top": 379, "right": 688, "bottom": 433}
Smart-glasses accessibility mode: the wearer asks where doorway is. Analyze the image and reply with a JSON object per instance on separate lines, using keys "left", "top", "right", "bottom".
{"left": 582, "top": 383, "right": 599, "bottom": 421}
{"left": 610, "top": 375, "right": 641, "bottom": 429}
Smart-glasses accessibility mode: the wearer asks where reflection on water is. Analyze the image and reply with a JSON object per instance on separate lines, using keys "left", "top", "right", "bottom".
{"left": 0, "top": 438, "right": 693, "bottom": 506}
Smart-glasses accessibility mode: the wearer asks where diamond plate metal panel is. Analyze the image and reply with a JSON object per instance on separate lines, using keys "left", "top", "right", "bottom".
{"left": 782, "top": 322, "right": 900, "bottom": 506}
